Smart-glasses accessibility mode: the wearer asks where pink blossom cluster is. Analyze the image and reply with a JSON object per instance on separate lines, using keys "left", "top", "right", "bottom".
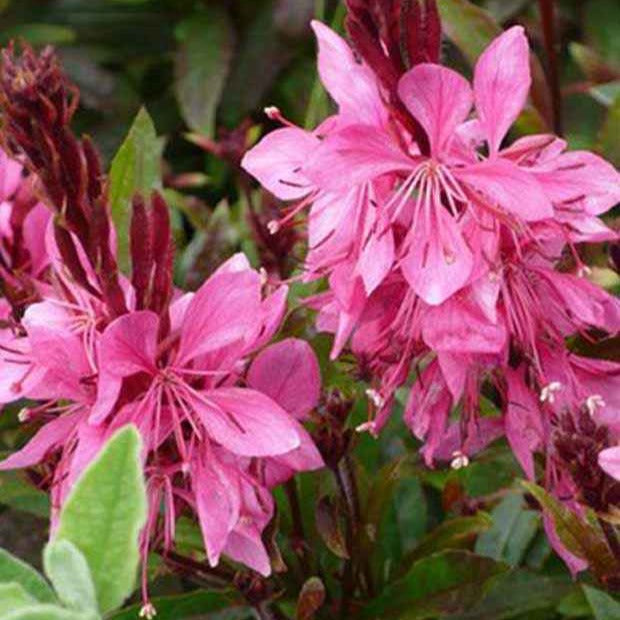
{"left": 0, "top": 148, "right": 51, "bottom": 317}
{"left": 243, "top": 22, "right": 620, "bottom": 566}
{"left": 0, "top": 146, "right": 323, "bottom": 582}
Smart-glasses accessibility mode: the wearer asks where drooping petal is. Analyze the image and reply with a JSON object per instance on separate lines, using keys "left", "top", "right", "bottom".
{"left": 505, "top": 369, "right": 544, "bottom": 479}
{"left": 0, "top": 413, "right": 80, "bottom": 470}
{"left": 357, "top": 228, "right": 395, "bottom": 296}
{"left": 191, "top": 454, "right": 241, "bottom": 567}
{"left": 398, "top": 64, "right": 473, "bottom": 157}
{"left": 241, "top": 128, "right": 318, "bottom": 200}
{"left": 400, "top": 208, "right": 473, "bottom": 305}
{"left": 247, "top": 338, "right": 320, "bottom": 419}
{"left": 194, "top": 387, "right": 301, "bottom": 457}
{"left": 311, "top": 20, "right": 386, "bottom": 126}
{"left": 457, "top": 158, "right": 553, "bottom": 221}
{"left": 177, "top": 269, "right": 262, "bottom": 365}
{"left": 0, "top": 148, "right": 23, "bottom": 201}
{"left": 98, "top": 310, "right": 159, "bottom": 377}
{"left": 473, "top": 26, "right": 531, "bottom": 154}
{"left": 224, "top": 526, "right": 271, "bottom": 577}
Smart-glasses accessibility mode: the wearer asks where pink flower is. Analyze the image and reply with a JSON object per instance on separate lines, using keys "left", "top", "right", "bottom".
{"left": 599, "top": 446, "right": 620, "bottom": 481}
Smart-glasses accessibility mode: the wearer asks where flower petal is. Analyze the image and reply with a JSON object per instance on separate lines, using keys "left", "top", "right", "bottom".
{"left": 195, "top": 387, "right": 301, "bottom": 457}
{"left": 400, "top": 209, "right": 473, "bottom": 305}
{"left": 98, "top": 310, "right": 159, "bottom": 377}
{"left": 398, "top": 64, "right": 473, "bottom": 157}
{"left": 247, "top": 338, "right": 320, "bottom": 419}
{"left": 241, "top": 127, "right": 318, "bottom": 200}
{"left": 457, "top": 158, "right": 553, "bottom": 221}
{"left": 311, "top": 20, "right": 385, "bottom": 126}
{"left": 474, "top": 26, "right": 531, "bottom": 153}
{"left": 177, "top": 269, "right": 262, "bottom": 365}
{"left": 191, "top": 454, "right": 241, "bottom": 567}
{"left": 0, "top": 413, "right": 80, "bottom": 470}
{"left": 599, "top": 447, "right": 620, "bottom": 481}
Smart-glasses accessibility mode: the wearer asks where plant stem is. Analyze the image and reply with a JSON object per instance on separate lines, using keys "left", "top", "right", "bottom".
{"left": 538, "top": 0, "right": 563, "bottom": 135}
{"left": 162, "top": 549, "right": 233, "bottom": 588}
{"left": 285, "top": 478, "right": 312, "bottom": 578}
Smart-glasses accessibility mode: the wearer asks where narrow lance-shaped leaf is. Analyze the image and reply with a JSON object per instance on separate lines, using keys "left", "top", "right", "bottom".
{"left": 54, "top": 426, "right": 147, "bottom": 614}
{"left": 108, "top": 107, "right": 164, "bottom": 272}
{"left": 174, "top": 6, "right": 235, "bottom": 136}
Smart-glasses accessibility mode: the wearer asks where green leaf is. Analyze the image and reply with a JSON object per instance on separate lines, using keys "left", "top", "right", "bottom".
{"left": 583, "top": 586, "right": 620, "bottom": 620}
{"left": 54, "top": 426, "right": 147, "bottom": 614}
{"left": 108, "top": 107, "right": 164, "bottom": 272}
{"left": 108, "top": 590, "right": 246, "bottom": 620}
{"left": 0, "top": 471, "right": 50, "bottom": 517}
{"left": 0, "top": 583, "right": 37, "bottom": 612}
{"left": 0, "top": 549, "right": 56, "bottom": 604}
{"left": 598, "top": 96, "right": 620, "bottom": 166}
{"left": 174, "top": 7, "right": 235, "bottom": 136}
{"left": 438, "top": 0, "right": 552, "bottom": 131}
{"left": 584, "top": 0, "right": 620, "bottom": 69}
{"left": 360, "top": 551, "right": 508, "bottom": 619}
{"left": 0, "top": 606, "right": 92, "bottom": 620}
{"left": 475, "top": 493, "right": 539, "bottom": 565}
{"left": 449, "top": 570, "right": 575, "bottom": 620}
{"left": 43, "top": 540, "right": 97, "bottom": 614}
{"left": 402, "top": 514, "right": 492, "bottom": 568}
{"left": 522, "top": 482, "right": 616, "bottom": 580}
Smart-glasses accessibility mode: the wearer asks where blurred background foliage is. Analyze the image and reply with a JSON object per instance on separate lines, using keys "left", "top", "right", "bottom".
{"left": 0, "top": 0, "right": 619, "bottom": 618}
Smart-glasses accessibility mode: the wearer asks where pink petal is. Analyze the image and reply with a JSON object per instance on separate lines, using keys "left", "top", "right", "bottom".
{"left": 224, "top": 525, "right": 271, "bottom": 577}
{"left": 191, "top": 455, "right": 241, "bottom": 567}
{"left": 247, "top": 338, "right": 320, "bottom": 419}
{"left": 0, "top": 413, "right": 80, "bottom": 470}
{"left": 251, "top": 285, "right": 289, "bottom": 350}
{"left": 474, "top": 26, "right": 531, "bottom": 154}
{"left": 421, "top": 294, "right": 506, "bottom": 353}
{"left": 400, "top": 209, "right": 473, "bottom": 305}
{"left": 99, "top": 310, "right": 159, "bottom": 376}
{"left": 177, "top": 269, "right": 262, "bottom": 365}
{"left": 241, "top": 127, "right": 318, "bottom": 200}
{"left": 599, "top": 447, "right": 620, "bottom": 481}
{"left": 505, "top": 369, "right": 543, "bottom": 479}
{"left": 0, "top": 148, "right": 23, "bottom": 201}
{"left": 194, "top": 387, "right": 301, "bottom": 457}
{"left": 457, "top": 158, "right": 553, "bottom": 222}
{"left": 304, "top": 124, "right": 415, "bottom": 192}
{"left": 263, "top": 427, "right": 324, "bottom": 487}
{"left": 357, "top": 228, "right": 395, "bottom": 296}
{"left": 398, "top": 64, "right": 473, "bottom": 157}
{"left": 532, "top": 151, "right": 620, "bottom": 216}
{"left": 311, "top": 20, "right": 385, "bottom": 126}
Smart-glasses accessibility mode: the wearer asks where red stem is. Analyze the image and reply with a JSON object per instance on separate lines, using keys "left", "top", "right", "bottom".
{"left": 538, "top": 0, "right": 563, "bottom": 135}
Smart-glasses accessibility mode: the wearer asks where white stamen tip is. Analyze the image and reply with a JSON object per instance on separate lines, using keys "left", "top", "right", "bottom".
{"left": 139, "top": 603, "right": 157, "bottom": 619}
{"left": 259, "top": 267, "right": 268, "bottom": 286}
{"left": 355, "top": 421, "right": 378, "bottom": 438}
{"left": 17, "top": 408, "right": 31, "bottom": 423}
{"left": 450, "top": 451, "right": 469, "bottom": 470}
{"left": 585, "top": 394, "right": 606, "bottom": 416}
{"left": 540, "top": 381, "right": 562, "bottom": 404}
{"left": 577, "top": 265, "right": 592, "bottom": 278}
{"left": 267, "top": 220, "right": 280, "bottom": 235}
{"left": 264, "top": 106, "right": 281, "bottom": 119}
{"left": 181, "top": 462, "right": 190, "bottom": 475}
{"left": 365, "top": 388, "right": 385, "bottom": 410}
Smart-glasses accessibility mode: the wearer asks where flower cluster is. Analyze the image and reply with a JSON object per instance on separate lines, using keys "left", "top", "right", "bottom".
{"left": 0, "top": 44, "right": 323, "bottom": 602}
{"left": 242, "top": 15, "right": 620, "bottom": 568}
